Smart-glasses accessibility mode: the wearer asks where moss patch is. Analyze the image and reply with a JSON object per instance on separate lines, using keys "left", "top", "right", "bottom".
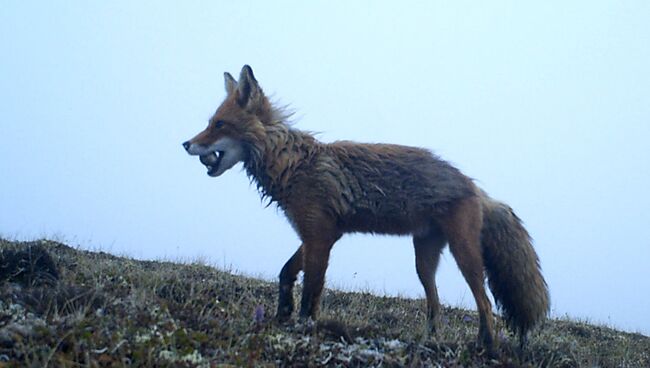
{"left": 0, "top": 239, "right": 648, "bottom": 367}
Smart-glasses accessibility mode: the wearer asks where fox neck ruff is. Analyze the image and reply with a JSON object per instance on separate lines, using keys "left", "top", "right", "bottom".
{"left": 244, "top": 121, "right": 319, "bottom": 205}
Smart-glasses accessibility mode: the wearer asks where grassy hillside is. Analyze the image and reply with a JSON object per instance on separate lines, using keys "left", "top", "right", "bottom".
{"left": 0, "top": 239, "right": 648, "bottom": 367}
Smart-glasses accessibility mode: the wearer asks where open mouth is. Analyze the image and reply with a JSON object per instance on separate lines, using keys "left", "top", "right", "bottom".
{"left": 200, "top": 151, "right": 224, "bottom": 177}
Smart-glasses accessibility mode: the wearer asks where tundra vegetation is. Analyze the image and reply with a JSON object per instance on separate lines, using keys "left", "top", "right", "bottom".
{"left": 0, "top": 239, "right": 648, "bottom": 367}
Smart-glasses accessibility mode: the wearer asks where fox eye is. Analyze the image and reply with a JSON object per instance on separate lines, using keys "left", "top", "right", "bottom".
{"left": 214, "top": 120, "right": 225, "bottom": 128}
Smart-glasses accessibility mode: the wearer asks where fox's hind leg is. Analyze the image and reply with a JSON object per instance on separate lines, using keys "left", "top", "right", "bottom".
{"left": 439, "top": 196, "right": 496, "bottom": 351}
{"left": 276, "top": 244, "right": 304, "bottom": 321}
{"left": 413, "top": 228, "right": 446, "bottom": 333}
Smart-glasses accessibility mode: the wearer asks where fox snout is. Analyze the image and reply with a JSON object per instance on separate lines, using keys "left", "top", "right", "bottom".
{"left": 182, "top": 136, "right": 247, "bottom": 177}
{"left": 182, "top": 140, "right": 208, "bottom": 156}
{"left": 182, "top": 140, "right": 211, "bottom": 156}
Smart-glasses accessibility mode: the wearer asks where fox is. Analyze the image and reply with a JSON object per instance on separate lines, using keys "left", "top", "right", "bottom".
{"left": 182, "top": 65, "right": 549, "bottom": 351}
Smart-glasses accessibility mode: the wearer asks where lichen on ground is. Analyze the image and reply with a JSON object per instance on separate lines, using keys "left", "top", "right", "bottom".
{"left": 0, "top": 239, "right": 648, "bottom": 367}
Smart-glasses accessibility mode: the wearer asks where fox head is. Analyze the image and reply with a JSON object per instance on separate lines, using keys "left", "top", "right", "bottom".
{"left": 182, "top": 65, "right": 273, "bottom": 177}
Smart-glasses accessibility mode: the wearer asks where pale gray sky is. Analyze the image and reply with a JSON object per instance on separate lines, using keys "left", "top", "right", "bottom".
{"left": 1, "top": 2, "right": 649, "bottom": 334}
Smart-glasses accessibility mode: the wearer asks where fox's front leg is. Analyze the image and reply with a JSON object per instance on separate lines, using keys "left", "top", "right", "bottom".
{"left": 276, "top": 245, "right": 304, "bottom": 321}
{"left": 299, "top": 238, "right": 337, "bottom": 319}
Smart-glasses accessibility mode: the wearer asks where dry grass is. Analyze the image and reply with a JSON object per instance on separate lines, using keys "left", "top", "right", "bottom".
{"left": 0, "top": 239, "right": 648, "bottom": 367}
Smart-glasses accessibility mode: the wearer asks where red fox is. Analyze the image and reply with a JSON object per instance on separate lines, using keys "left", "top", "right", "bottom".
{"left": 182, "top": 65, "right": 549, "bottom": 350}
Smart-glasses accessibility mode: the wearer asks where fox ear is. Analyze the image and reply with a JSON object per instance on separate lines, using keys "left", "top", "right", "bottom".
{"left": 237, "top": 65, "right": 261, "bottom": 108}
{"left": 224, "top": 72, "right": 237, "bottom": 95}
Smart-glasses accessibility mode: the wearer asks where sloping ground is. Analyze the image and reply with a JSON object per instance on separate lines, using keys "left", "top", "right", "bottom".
{"left": 0, "top": 239, "right": 648, "bottom": 367}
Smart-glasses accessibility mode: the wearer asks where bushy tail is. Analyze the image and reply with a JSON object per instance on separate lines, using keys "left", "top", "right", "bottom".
{"left": 479, "top": 191, "right": 550, "bottom": 337}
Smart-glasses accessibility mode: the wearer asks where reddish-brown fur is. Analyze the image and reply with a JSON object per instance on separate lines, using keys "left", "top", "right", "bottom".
{"left": 183, "top": 66, "right": 550, "bottom": 351}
